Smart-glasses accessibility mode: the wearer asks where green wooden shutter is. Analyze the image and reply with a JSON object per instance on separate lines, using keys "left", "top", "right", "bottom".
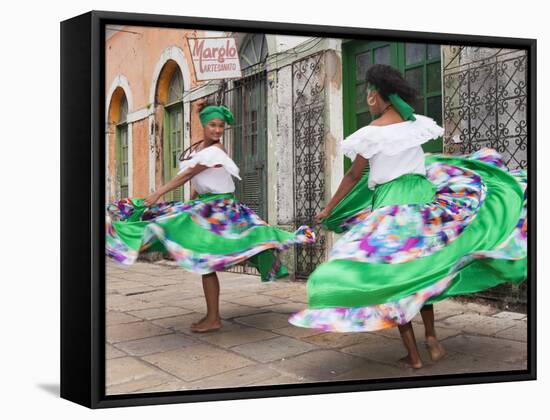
{"left": 116, "top": 124, "right": 129, "bottom": 198}
{"left": 163, "top": 102, "right": 184, "bottom": 201}
{"left": 232, "top": 72, "right": 268, "bottom": 219}
{"left": 399, "top": 43, "right": 443, "bottom": 152}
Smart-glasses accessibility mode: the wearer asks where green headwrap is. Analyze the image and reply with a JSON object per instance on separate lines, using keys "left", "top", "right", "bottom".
{"left": 199, "top": 105, "right": 235, "bottom": 126}
{"left": 367, "top": 82, "right": 416, "bottom": 122}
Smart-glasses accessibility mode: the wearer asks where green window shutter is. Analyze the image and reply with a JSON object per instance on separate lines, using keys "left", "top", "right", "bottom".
{"left": 116, "top": 124, "right": 129, "bottom": 198}
{"left": 115, "top": 94, "right": 129, "bottom": 198}
{"left": 343, "top": 41, "right": 398, "bottom": 172}
{"left": 161, "top": 69, "right": 185, "bottom": 202}
{"left": 231, "top": 72, "right": 268, "bottom": 219}
{"left": 400, "top": 43, "right": 443, "bottom": 153}
{"left": 163, "top": 102, "right": 184, "bottom": 201}
{"left": 343, "top": 40, "right": 444, "bottom": 172}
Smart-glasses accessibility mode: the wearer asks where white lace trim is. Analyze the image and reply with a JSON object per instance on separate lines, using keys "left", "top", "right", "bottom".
{"left": 340, "top": 114, "right": 444, "bottom": 160}
{"left": 178, "top": 146, "right": 241, "bottom": 180}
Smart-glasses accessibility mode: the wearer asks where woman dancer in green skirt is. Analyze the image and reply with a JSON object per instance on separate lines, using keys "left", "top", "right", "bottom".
{"left": 106, "top": 103, "right": 315, "bottom": 333}
{"left": 289, "top": 64, "right": 527, "bottom": 369}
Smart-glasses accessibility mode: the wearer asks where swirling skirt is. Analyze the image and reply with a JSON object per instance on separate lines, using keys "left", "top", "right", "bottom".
{"left": 106, "top": 192, "right": 315, "bottom": 281}
{"left": 289, "top": 148, "right": 527, "bottom": 332}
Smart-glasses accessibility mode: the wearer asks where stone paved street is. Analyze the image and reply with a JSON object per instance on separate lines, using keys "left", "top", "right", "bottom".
{"left": 105, "top": 260, "right": 528, "bottom": 395}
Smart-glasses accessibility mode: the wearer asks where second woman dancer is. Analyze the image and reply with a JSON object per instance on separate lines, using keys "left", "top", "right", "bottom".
{"left": 106, "top": 103, "right": 315, "bottom": 333}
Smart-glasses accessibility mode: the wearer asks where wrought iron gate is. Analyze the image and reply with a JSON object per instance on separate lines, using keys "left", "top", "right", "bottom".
{"left": 206, "top": 66, "right": 268, "bottom": 276}
{"left": 442, "top": 47, "right": 528, "bottom": 306}
{"left": 205, "top": 66, "right": 268, "bottom": 217}
{"left": 443, "top": 47, "right": 527, "bottom": 169}
{"left": 293, "top": 53, "right": 327, "bottom": 278}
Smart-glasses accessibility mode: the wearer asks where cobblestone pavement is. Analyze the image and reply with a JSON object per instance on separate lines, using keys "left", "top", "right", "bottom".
{"left": 105, "top": 260, "right": 528, "bottom": 395}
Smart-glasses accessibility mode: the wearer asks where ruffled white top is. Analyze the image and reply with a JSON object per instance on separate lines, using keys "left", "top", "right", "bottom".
{"left": 340, "top": 114, "right": 444, "bottom": 189}
{"left": 177, "top": 145, "right": 241, "bottom": 194}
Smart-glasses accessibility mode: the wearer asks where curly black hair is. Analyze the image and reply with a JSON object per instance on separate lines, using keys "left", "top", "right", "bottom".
{"left": 365, "top": 64, "right": 418, "bottom": 104}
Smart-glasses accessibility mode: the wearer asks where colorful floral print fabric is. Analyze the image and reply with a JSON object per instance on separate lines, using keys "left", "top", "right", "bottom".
{"left": 106, "top": 195, "right": 315, "bottom": 281}
{"left": 289, "top": 148, "right": 527, "bottom": 332}
{"left": 332, "top": 163, "right": 487, "bottom": 264}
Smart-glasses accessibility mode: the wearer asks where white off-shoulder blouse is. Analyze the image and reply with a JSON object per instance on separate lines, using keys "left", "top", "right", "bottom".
{"left": 340, "top": 114, "right": 444, "bottom": 189}
{"left": 177, "top": 145, "right": 241, "bottom": 194}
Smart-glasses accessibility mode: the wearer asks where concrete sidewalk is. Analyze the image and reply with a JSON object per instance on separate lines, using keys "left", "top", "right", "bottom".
{"left": 105, "top": 260, "right": 528, "bottom": 395}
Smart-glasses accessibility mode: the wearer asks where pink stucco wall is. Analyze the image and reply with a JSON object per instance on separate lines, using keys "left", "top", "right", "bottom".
{"left": 105, "top": 26, "right": 210, "bottom": 200}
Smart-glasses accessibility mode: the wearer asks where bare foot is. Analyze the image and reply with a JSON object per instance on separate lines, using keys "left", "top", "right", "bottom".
{"left": 191, "top": 316, "right": 207, "bottom": 328}
{"left": 398, "top": 356, "right": 423, "bottom": 369}
{"left": 425, "top": 336, "right": 447, "bottom": 361}
{"left": 190, "top": 317, "right": 222, "bottom": 333}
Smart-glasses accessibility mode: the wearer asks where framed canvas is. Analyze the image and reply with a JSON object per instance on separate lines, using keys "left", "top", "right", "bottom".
{"left": 60, "top": 10, "right": 536, "bottom": 409}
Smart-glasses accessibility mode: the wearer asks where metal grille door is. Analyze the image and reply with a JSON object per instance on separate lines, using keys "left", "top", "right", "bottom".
{"left": 293, "top": 53, "right": 327, "bottom": 278}
{"left": 442, "top": 47, "right": 528, "bottom": 306}
{"left": 443, "top": 47, "right": 527, "bottom": 169}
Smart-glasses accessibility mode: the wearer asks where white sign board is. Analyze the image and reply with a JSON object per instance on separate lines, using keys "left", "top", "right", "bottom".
{"left": 187, "top": 37, "right": 242, "bottom": 81}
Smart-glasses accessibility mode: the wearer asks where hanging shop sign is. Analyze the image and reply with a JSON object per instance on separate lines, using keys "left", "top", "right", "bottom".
{"left": 187, "top": 37, "right": 242, "bottom": 81}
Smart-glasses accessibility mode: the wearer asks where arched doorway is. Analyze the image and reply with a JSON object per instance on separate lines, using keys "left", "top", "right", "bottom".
{"left": 107, "top": 86, "right": 131, "bottom": 200}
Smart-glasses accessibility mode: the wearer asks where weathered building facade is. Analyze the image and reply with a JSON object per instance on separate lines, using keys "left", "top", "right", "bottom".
{"left": 106, "top": 27, "right": 527, "bottom": 302}
{"left": 105, "top": 27, "right": 345, "bottom": 278}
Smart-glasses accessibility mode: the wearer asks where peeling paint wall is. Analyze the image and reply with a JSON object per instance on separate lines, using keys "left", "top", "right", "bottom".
{"left": 322, "top": 46, "right": 345, "bottom": 252}
{"left": 272, "top": 65, "right": 295, "bottom": 226}
{"left": 273, "top": 35, "right": 313, "bottom": 53}
{"left": 264, "top": 36, "right": 345, "bottom": 275}
{"left": 131, "top": 120, "right": 149, "bottom": 197}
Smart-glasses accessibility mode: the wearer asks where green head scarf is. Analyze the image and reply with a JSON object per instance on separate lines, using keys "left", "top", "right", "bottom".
{"left": 199, "top": 105, "right": 235, "bottom": 126}
{"left": 367, "top": 82, "right": 416, "bottom": 122}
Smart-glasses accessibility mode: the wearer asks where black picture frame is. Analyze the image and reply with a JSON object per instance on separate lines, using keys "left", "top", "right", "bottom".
{"left": 60, "top": 10, "right": 537, "bottom": 409}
